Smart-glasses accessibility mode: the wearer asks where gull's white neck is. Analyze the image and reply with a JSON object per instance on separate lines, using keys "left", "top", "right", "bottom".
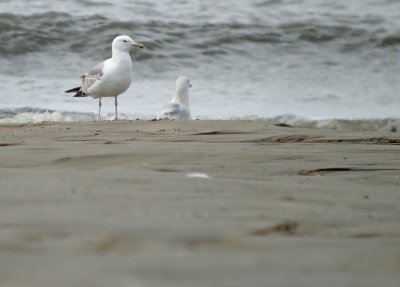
{"left": 112, "top": 48, "right": 131, "bottom": 60}
{"left": 173, "top": 89, "right": 189, "bottom": 106}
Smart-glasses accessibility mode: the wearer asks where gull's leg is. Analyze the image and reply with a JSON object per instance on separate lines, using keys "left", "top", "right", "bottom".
{"left": 114, "top": 96, "right": 118, "bottom": 121}
{"left": 98, "top": 97, "right": 102, "bottom": 121}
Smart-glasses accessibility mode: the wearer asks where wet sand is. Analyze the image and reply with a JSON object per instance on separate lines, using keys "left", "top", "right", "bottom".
{"left": 0, "top": 120, "right": 399, "bottom": 287}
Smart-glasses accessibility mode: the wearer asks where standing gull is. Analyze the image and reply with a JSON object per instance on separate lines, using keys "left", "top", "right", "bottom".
{"left": 157, "top": 76, "right": 192, "bottom": 120}
{"left": 65, "top": 35, "right": 144, "bottom": 120}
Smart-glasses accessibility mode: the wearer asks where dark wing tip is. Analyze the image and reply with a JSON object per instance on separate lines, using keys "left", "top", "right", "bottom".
{"left": 65, "top": 86, "right": 81, "bottom": 93}
{"left": 73, "top": 90, "right": 87, "bottom": 97}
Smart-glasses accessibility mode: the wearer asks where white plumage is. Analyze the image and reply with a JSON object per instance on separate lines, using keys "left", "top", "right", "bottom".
{"left": 158, "top": 76, "right": 192, "bottom": 120}
{"left": 66, "top": 35, "right": 144, "bottom": 120}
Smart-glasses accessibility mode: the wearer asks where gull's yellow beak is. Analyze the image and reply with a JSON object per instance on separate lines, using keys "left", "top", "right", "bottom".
{"left": 132, "top": 42, "right": 145, "bottom": 49}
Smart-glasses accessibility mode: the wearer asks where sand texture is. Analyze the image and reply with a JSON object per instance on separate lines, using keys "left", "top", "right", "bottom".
{"left": 0, "top": 120, "right": 399, "bottom": 287}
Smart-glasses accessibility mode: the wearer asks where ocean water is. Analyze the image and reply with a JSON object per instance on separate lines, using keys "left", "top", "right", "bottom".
{"left": 0, "top": 0, "right": 400, "bottom": 130}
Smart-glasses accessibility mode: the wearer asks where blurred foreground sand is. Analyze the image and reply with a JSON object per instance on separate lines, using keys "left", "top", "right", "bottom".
{"left": 0, "top": 120, "right": 399, "bottom": 287}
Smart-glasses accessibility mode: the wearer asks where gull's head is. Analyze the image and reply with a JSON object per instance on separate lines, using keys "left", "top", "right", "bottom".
{"left": 112, "top": 35, "right": 144, "bottom": 52}
{"left": 176, "top": 76, "right": 192, "bottom": 92}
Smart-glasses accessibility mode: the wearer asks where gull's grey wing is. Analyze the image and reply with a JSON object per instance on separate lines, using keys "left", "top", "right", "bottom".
{"left": 158, "top": 103, "right": 191, "bottom": 120}
{"left": 81, "top": 62, "right": 104, "bottom": 93}
{"left": 159, "top": 103, "right": 181, "bottom": 119}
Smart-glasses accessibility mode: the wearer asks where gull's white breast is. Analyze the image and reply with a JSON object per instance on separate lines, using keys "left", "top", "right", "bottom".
{"left": 88, "top": 57, "right": 133, "bottom": 98}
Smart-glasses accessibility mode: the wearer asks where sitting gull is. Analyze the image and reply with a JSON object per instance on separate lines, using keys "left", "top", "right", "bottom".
{"left": 65, "top": 35, "right": 144, "bottom": 120}
{"left": 157, "top": 76, "right": 192, "bottom": 120}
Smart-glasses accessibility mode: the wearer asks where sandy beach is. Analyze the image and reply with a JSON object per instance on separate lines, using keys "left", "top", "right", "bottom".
{"left": 0, "top": 120, "right": 399, "bottom": 287}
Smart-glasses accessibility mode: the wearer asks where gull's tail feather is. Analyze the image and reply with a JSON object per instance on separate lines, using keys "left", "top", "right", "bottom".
{"left": 65, "top": 87, "right": 88, "bottom": 97}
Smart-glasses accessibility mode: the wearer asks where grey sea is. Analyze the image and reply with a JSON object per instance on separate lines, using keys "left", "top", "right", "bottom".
{"left": 0, "top": 0, "right": 400, "bottom": 130}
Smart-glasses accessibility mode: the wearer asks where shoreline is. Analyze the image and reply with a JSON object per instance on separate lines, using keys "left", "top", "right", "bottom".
{"left": 1, "top": 108, "right": 400, "bottom": 132}
{"left": 1, "top": 120, "right": 399, "bottom": 287}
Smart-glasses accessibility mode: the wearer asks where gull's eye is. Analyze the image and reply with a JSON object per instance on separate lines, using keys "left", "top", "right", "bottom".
{"left": 123, "top": 40, "right": 127, "bottom": 43}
